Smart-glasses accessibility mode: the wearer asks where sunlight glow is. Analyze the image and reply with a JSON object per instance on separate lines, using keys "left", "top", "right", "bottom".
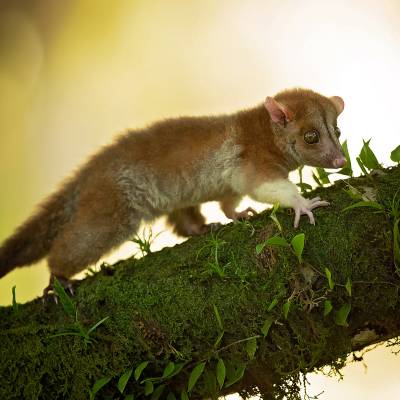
{"left": 1, "top": 1, "right": 400, "bottom": 398}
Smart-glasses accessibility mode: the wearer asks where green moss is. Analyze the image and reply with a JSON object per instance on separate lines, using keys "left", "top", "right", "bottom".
{"left": 1, "top": 167, "right": 400, "bottom": 399}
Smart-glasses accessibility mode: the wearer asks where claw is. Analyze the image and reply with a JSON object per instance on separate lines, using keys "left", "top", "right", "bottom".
{"left": 293, "top": 196, "right": 330, "bottom": 228}
{"left": 294, "top": 208, "right": 301, "bottom": 228}
{"left": 305, "top": 209, "right": 315, "bottom": 225}
{"left": 308, "top": 200, "right": 330, "bottom": 210}
{"left": 309, "top": 197, "right": 321, "bottom": 203}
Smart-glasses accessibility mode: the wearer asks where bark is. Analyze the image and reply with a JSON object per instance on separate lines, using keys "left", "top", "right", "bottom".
{"left": 1, "top": 167, "right": 400, "bottom": 400}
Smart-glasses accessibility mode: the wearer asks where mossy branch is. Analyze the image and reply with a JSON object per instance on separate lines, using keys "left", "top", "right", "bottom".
{"left": 1, "top": 167, "right": 400, "bottom": 400}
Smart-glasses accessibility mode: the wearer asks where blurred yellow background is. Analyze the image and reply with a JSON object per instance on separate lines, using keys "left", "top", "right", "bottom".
{"left": 1, "top": 1, "right": 399, "bottom": 398}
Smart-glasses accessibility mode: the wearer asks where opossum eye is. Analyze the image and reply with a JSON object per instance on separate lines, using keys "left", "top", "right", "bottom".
{"left": 304, "top": 130, "right": 320, "bottom": 144}
{"left": 334, "top": 126, "right": 341, "bottom": 138}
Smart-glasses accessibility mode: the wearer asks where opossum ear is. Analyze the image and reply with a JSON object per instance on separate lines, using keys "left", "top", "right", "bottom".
{"left": 329, "top": 96, "right": 345, "bottom": 115}
{"left": 264, "top": 97, "right": 293, "bottom": 126}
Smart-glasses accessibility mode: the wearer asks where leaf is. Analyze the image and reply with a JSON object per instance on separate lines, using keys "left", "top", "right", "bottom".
{"left": 144, "top": 381, "right": 154, "bottom": 395}
{"left": 267, "top": 298, "right": 278, "bottom": 311}
{"left": 342, "top": 201, "right": 384, "bottom": 212}
{"left": 356, "top": 156, "right": 369, "bottom": 176}
{"left": 267, "top": 236, "right": 289, "bottom": 246}
{"left": 256, "top": 236, "right": 288, "bottom": 254}
{"left": 324, "top": 267, "right": 335, "bottom": 290}
{"left": 151, "top": 384, "right": 165, "bottom": 400}
{"left": 216, "top": 359, "right": 226, "bottom": 389}
{"left": 282, "top": 300, "right": 291, "bottom": 319}
{"left": 87, "top": 316, "right": 109, "bottom": 335}
{"left": 180, "top": 391, "right": 189, "bottom": 400}
{"left": 124, "top": 395, "right": 134, "bottom": 400}
{"left": 167, "top": 393, "right": 177, "bottom": 400}
{"left": 167, "top": 362, "right": 187, "bottom": 379}
{"left": 225, "top": 363, "right": 246, "bottom": 388}
{"left": 343, "top": 186, "right": 363, "bottom": 200}
{"left": 89, "top": 377, "right": 111, "bottom": 400}
{"left": 187, "top": 362, "right": 206, "bottom": 392}
{"left": 390, "top": 145, "right": 400, "bottom": 163}
{"left": 117, "top": 369, "right": 133, "bottom": 394}
{"left": 213, "top": 330, "right": 224, "bottom": 349}
{"left": 270, "top": 202, "right": 283, "bottom": 232}
{"left": 338, "top": 140, "right": 353, "bottom": 176}
{"left": 315, "top": 167, "right": 330, "bottom": 184}
{"left": 312, "top": 172, "right": 323, "bottom": 187}
{"left": 203, "top": 369, "right": 217, "bottom": 395}
{"left": 134, "top": 361, "right": 149, "bottom": 381}
{"left": 297, "top": 182, "right": 313, "bottom": 192}
{"left": 323, "top": 300, "right": 333, "bottom": 316}
{"left": 345, "top": 278, "right": 352, "bottom": 296}
{"left": 245, "top": 337, "right": 257, "bottom": 360}
{"left": 334, "top": 303, "right": 351, "bottom": 327}
{"left": 53, "top": 278, "right": 76, "bottom": 318}
{"left": 213, "top": 304, "right": 223, "bottom": 330}
{"left": 255, "top": 243, "right": 266, "bottom": 254}
{"left": 359, "top": 139, "right": 381, "bottom": 170}
{"left": 261, "top": 316, "right": 274, "bottom": 337}
{"left": 291, "top": 233, "right": 305, "bottom": 263}
{"left": 162, "top": 362, "right": 175, "bottom": 379}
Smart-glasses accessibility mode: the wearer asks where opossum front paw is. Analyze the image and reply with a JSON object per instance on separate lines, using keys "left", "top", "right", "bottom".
{"left": 230, "top": 207, "right": 257, "bottom": 221}
{"left": 42, "top": 275, "right": 75, "bottom": 303}
{"left": 293, "top": 196, "right": 330, "bottom": 228}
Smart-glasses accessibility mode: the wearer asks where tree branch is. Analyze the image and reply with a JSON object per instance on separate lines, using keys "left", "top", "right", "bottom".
{"left": 1, "top": 167, "right": 400, "bottom": 400}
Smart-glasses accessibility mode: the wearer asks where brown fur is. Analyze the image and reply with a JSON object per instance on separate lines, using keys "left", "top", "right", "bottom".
{"left": 0, "top": 88, "right": 345, "bottom": 283}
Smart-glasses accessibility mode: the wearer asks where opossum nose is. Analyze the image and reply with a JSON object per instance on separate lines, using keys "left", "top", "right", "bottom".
{"left": 332, "top": 157, "right": 347, "bottom": 168}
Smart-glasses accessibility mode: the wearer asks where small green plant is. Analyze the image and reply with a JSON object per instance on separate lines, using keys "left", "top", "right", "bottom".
{"left": 213, "top": 305, "right": 225, "bottom": 349}
{"left": 224, "top": 362, "right": 246, "bottom": 388}
{"left": 334, "top": 303, "right": 351, "bottom": 327}
{"left": 88, "top": 376, "right": 112, "bottom": 400}
{"left": 131, "top": 227, "right": 160, "bottom": 256}
{"left": 342, "top": 182, "right": 364, "bottom": 200}
{"left": 117, "top": 369, "right": 133, "bottom": 394}
{"left": 323, "top": 300, "right": 333, "bottom": 316}
{"left": 312, "top": 167, "right": 330, "bottom": 186}
{"left": 261, "top": 315, "right": 274, "bottom": 337}
{"left": 187, "top": 362, "right": 206, "bottom": 392}
{"left": 50, "top": 278, "right": 109, "bottom": 348}
{"left": 337, "top": 140, "right": 353, "bottom": 176}
{"left": 270, "top": 202, "right": 283, "bottom": 232}
{"left": 356, "top": 139, "right": 381, "bottom": 174}
{"left": 342, "top": 200, "right": 384, "bottom": 213}
{"left": 256, "top": 232, "right": 305, "bottom": 264}
{"left": 282, "top": 299, "right": 291, "bottom": 319}
{"left": 11, "top": 285, "right": 18, "bottom": 315}
{"left": 390, "top": 144, "right": 400, "bottom": 163}
{"left": 216, "top": 358, "right": 226, "bottom": 389}
{"left": 134, "top": 361, "right": 149, "bottom": 381}
{"left": 213, "top": 304, "right": 223, "bottom": 331}
{"left": 291, "top": 233, "right": 305, "bottom": 263}
{"left": 345, "top": 278, "right": 352, "bottom": 296}
{"left": 245, "top": 337, "right": 257, "bottom": 360}
{"left": 324, "top": 267, "right": 335, "bottom": 290}
{"left": 197, "top": 233, "right": 229, "bottom": 278}
{"left": 267, "top": 297, "right": 278, "bottom": 311}
{"left": 297, "top": 166, "right": 313, "bottom": 193}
